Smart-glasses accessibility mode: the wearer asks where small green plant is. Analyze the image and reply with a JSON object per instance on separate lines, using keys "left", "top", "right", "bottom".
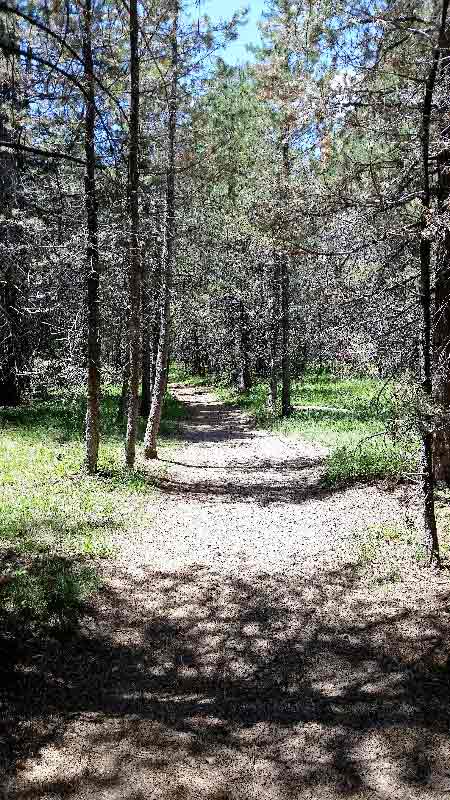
{"left": 159, "top": 391, "right": 189, "bottom": 435}
{"left": 323, "top": 442, "right": 416, "bottom": 486}
{"left": 375, "top": 569, "right": 402, "bottom": 585}
{"left": 356, "top": 522, "right": 420, "bottom": 577}
{"left": 358, "top": 534, "right": 379, "bottom": 565}
{"left": 0, "top": 556, "right": 100, "bottom": 625}
{"left": 413, "top": 542, "right": 428, "bottom": 564}
{"left": 169, "top": 364, "right": 211, "bottom": 387}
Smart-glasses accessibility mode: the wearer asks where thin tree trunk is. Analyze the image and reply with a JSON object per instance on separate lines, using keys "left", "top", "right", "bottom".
{"left": 419, "top": 234, "right": 440, "bottom": 566}
{"left": 0, "top": 259, "right": 21, "bottom": 406}
{"left": 82, "top": 0, "right": 101, "bottom": 475}
{"left": 162, "top": 351, "right": 170, "bottom": 396}
{"left": 144, "top": 1, "right": 178, "bottom": 460}
{"left": 239, "top": 299, "right": 252, "bottom": 392}
{"left": 118, "top": 354, "right": 130, "bottom": 424}
{"left": 0, "top": 43, "right": 24, "bottom": 407}
{"left": 150, "top": 320, "right": 160, "bottom": 397}
{"left": 417, "top": 2, "right": 449, "bottom": 566}
{"left": 433, "top": 149, "right": 450, "bottom": 482}
{"left": 280, "top": 133, "right": 291, "bottom": 417}
{"left": 144, "top": 220, "right": 169, "bottom": 460}
{"left": 148, "top": 205, "right": 164, "bottom": 402}
{"left": 124, "top": 0, "right": 141, "bottom": 467}
{"left": 192, "top": 327, "right": 202, "bottom": 375}
{"left": 140, "top": 252, "right": 151, "bottom": 418}
{"left": 269, "top": 252, "right": 281, "bottom": 408}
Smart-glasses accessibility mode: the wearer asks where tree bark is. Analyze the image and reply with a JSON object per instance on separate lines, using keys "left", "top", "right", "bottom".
{"left": 269, "top": 252, "right": 281, "bottom": 408}
{"left": 0, "top": 258, "right": 22, "bottom": 406}
{"left": 419, "top": 233, "right": 440, "bottom": 566}
{"left": 140, "top": 253, "right": 151, "bottom": 418}
{"left": 433, "top": 148, "right": 450, "bottom": 482}
{"left": 124, "top": 0, "right": 142, "bottom": 468}
{"left": 0, "top": 42, "right": 25, "bottom": 407}
{"left": 144, "top": 1, "right": 178, "bottom": 460}
{"left": 280, "top": 133, "right": 291, "bottom": 417}
{"left": 237, "top": 299, "right": 251, "bottom": 392}
{"left": 82, "top": 0, "right": 101, "bottom": 475}
{"left": 417, "top": 2, "right": 449, "bottom": 565}
{"left": 141, "top": 205, "right": 163, "bottom": 415}
{"left": 117, "top": 353, "right": 130, "bottom": 424}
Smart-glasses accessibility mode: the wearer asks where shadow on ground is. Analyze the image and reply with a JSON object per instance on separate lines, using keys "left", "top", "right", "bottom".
{"left": 177, "top": 401, "right": 256, "bottom": 445}
{"left": 2, "top": 562, "right": 450, "bottom": 799}
{"left": 152, "top": 449, "right": 352, "bottom": 505}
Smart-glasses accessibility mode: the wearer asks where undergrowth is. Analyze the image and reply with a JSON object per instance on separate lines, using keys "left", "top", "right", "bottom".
{"left": 0, "top": 387, "right": 186, "bottom": 626}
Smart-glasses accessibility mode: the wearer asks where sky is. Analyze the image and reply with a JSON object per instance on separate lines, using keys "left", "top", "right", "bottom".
{"left": 200, "top": 0, "right": 266, "bottom": 64}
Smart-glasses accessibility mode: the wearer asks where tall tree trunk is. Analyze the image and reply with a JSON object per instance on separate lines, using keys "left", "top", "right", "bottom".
{"left": 433, "top": 148, "right": 450, "bottom": 482}
{"left": 117, "top": 352, "right": 130, "bottom": 424}
{"left": 124, "top": 0, "right": 141, "bottom": 467}
{"left": 419, "top": 233, "right": 440, "bottom": 566}
{"left": 150, "top": 318, "right": 160, "bottom": 397}
{"left": 192, "top": 327, "right": 203, "bottom": 375}
{"left": 280, "top": 133, "right": 291, "bottom": 417}
{"left": 142, "top": 203, "right": 163, "bottom": 414}
{"left": 140, "top": 253, "right": 151, "bottom": 418}
{"left": 0, "top": 40, "right": 25, "bottom": 406}
{"left": 144, "top": 1, "right": 178, "bottom": 460}
{"left": 0, "top": 260, "right": 21, "bottom": 406}
{"left": 82, "top": 0, "right": 101, "bottom": 475}
{"left": 238, "top": 299, "right": 251, "bottom": 392}
{"left": 418, "top": 3, "right": 449, "bottom": 565}
{"left": 269, "top": 252, "right": 281, "bottom": 408}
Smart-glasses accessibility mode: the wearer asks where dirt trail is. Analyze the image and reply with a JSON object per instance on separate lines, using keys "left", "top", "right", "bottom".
{"left": 4, "top": 385, "right": 450, "bottom": 800}
{"left": 113, "top": 384, "right": 409, "bottom": 578}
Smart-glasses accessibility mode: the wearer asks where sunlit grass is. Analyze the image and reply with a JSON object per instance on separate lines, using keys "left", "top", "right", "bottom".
{"left": 0, "top": 387, "right": 187, "bottom": 623}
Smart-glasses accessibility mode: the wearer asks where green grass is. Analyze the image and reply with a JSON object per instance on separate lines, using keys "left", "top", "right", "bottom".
{"left": 354, "top": 522, "right": 428, "bottom": 584}
{"left": 169, "top": 364, "right": 215, "bottom": 388}
{"left": 355, "top": 494, "right": 450, "bottom": 575}
{"left": 0, "top": 386, "right": 186, "bottom": 625}
{"left": 324, "top": 441, "right": 416, "bottom": 486}
{"left": 199, "top": 370, "right": 418, "bottom": 486}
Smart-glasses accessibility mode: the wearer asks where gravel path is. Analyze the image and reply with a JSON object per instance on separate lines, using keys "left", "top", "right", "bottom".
{"left": 5, "top": 385, "right": 450, "bottom": 800}
{"left": 114, "top": 383, "right": 412, "bottom": 578}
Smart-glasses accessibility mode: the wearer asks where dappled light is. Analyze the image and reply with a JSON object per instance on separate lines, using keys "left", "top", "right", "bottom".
{"left": 2, "top": 0, "right": 450, "bottom": 794}
{"left": 2, "top": 562, "right": 450, "bottom": 798}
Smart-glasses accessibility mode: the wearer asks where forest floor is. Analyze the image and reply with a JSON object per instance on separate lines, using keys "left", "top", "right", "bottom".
{"left": 3, "top": 384, "right": 450, "bottom": 799}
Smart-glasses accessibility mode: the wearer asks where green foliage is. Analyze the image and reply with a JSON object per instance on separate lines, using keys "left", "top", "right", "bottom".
{"left": 0, "top": 387, "right": 185, "bottom": 624}
{"left": 169, "top": 364, "right": 212, "bottom": 387}
{"left": 159, "top": 391, "right": 189, "bottom": 435}
{"left": 354, "top": 521, "right": 430, "bottom": 584}
{"left": 324, "top": 442, "right": 415, "bottom": 486}
{"left": 1, "top": 556, "right": 100, "bottom": 625}
{"left": 217, "top": 382, "right": 270, "bottom": 424}
{"left": 432, "top": 497, "right": 450, "bottom": 558}
{"left": 357, "top": 523, "right": 409, "bottom": 565}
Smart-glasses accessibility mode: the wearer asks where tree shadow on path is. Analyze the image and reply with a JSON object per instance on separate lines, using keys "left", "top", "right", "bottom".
{"left": 2, "top": 561, "right": 450, "bottom": 799}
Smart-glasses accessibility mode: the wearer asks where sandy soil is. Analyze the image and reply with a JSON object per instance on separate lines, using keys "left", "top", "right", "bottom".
{"left": 3, "top": 384, "right": 450, "bottom": 800}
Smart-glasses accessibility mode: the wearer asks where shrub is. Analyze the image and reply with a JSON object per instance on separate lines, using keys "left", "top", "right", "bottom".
{"left": 324, "top": 442, "right": 415, "bottom": 486}
{"left": 0, "top": 556, "right": 100, "bottom": 626}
